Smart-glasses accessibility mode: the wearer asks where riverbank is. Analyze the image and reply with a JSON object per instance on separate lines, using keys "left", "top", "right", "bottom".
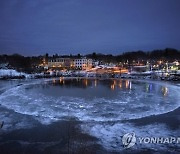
{"left": 0, "top": 68, "right": 180, "bottom": 81}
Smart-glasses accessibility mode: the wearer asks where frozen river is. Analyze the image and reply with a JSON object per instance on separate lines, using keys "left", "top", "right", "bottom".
{"left": 0, "top": 78, "right": 179, "bottom": 153}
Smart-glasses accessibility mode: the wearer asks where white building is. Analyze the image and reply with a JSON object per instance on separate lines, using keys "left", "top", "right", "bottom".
{"left": 74, "top": 58, "right": 92, "bottom": 70}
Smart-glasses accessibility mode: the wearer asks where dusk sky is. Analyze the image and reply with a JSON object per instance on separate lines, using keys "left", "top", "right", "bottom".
{"left": 0, "top": 0, "right": 180, "bottom": 55}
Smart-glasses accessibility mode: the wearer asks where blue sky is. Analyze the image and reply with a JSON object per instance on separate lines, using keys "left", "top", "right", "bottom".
{"left": 0, "top": 0, "right": 180, "bottom": 55}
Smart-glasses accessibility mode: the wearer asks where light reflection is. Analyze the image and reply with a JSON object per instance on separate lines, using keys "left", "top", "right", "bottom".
{"left": 125, "top": 80, "right": 132, "bottom": 89}
{"left": 145, "top": 83, "right": 153, "bottom": 92}
{"left": 60, "top": 77, "right": 63, "bottom": 83}
{"left": 85, "top": 79, "right": 88, "bottom": 87}
{"left": 53, "top": 79, "right": 56, "bottom": 84}
{"left": 111, "top": 84, "right": 115, "bottom": 90}
{"left": 110, "top": 80, "right": 132, "bottom": 90}
{"left": 83, "top": 79, "right": 88, "bottom": 87}
{"left": 119, "top": 80, "right": 122, "bottom": 88}
{"left": 59, "top": 77, "right": 65, "bottom": 84}
{"left": 56, "top": 78, "right": 134, "bottom": 90}
{"left": 162, "top": 86, "right": 168, "bottom": 96}
{"left": 94, "top": 79, "right": 97, "bottom": 87}
{"left": 113, "top": 80, "right": 117, "bottom": 86}
{"left": 125, "top": 80, "right": 129, "bottom": 89}
{"left": 110, "top": 80, "right": 117, "bottom": 90}
{"left": 146, "top": 84, "right": 149, "bottom": 92}
{"left": 129, "top": 81, "right": 132, "bottom": 90}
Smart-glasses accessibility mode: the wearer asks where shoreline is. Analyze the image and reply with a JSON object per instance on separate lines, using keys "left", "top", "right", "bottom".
{"left": 1, "top": 75, "right": 180, "bottom": 83}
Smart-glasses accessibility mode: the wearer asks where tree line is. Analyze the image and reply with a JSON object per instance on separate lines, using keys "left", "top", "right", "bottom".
{"left": 0, "top": 48, "right": 180, "bottom": 72}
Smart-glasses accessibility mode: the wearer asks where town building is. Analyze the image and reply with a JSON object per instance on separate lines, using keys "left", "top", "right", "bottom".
{"left": 48, "top": 57, "right": 92, "bottom": 70}
{"left": 73, "top": 58, "right": 92, "bottom": 70}
{"left": 48, "top": 58, "right": 73, "bottom": 69}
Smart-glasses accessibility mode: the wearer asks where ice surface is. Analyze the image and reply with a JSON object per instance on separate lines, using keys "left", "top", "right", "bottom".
{"left": 0, "top": 79, "right": 179, "bottom": 151}
{"left": 81, "top": 122, "right": 180, "bottom": 151}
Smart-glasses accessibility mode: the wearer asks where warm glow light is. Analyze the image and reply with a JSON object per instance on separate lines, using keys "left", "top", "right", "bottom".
{"left": 162, "top": 87, "right": 168, "bottom": 96}
{"left": 53, "top": 79, "right": 56, "bottom": 84}
{"left": 85, "top": 79, "right": 88, "bottom": 86}
{"left": 60, "top": 77, "right": 63, "bottom": 83}
{"left": 113, "top": 80, "right": 116, "bottom": 85}
{"left": 125, "top": 80, "right": 129, "bottom": 89}
{"left": 119, "top": 80, "right": 122, "bottom": 88}
{"left": 111, "top": 84, "right": 115, "bottom": 90}
{"left": 114, "top": 69, "right": 128, "bottom": 73}
{"left": 94, "top": 80, "right": 97, "bottom": 87}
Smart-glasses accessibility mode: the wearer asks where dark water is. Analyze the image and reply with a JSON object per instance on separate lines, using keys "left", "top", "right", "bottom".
{"left": 0, "top": 78, "right": 179, "bottom": 153}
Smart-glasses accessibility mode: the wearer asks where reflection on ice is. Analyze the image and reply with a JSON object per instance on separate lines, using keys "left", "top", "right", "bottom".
{"left": 146, "top": 83, "right": 153, "bottom": 92}
{"left": 0, "top": 79, "right": 179, "bottom": 124}
{"left": 162, "top": 86, "right": 168, "bottom": 96}
{"left": 110, "top": 80, "right": 132, "bottom": 90}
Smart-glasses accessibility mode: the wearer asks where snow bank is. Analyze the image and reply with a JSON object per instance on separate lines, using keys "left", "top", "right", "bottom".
{"left": 0, "top": 69, "right": 26, "bottom": 77}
